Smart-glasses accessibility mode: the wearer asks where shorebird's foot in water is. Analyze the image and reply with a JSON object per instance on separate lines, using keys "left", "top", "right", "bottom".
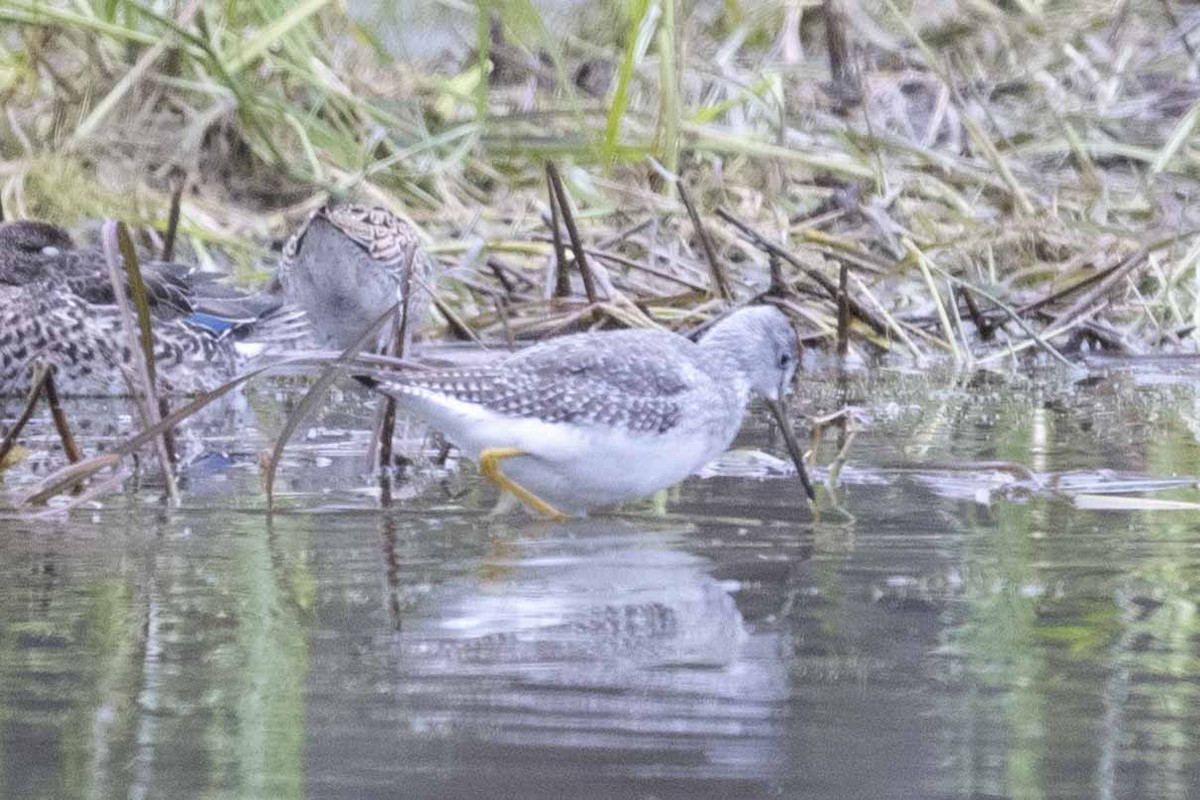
{"left": 478, "top": 447, "right": 570, "bottom": 521}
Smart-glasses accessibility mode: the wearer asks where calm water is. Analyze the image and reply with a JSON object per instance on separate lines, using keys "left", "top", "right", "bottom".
{"left": 2, "top": 363, "right": 1200, "bottom": 799}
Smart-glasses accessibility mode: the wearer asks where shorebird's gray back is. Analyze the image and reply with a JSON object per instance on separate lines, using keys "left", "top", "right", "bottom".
{"left": 368, "top": 307, "right": 799, "bottom": 438}
{"left": 387, "top": 328, "right": 716, "bottom": 435}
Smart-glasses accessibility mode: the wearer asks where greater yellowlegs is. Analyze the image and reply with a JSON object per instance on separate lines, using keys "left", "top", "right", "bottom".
{"left": 279, "top": 203, "right": 435, "bottom": 350}
{"left": 359, "top": 305, "right": 814, "bottom": 518}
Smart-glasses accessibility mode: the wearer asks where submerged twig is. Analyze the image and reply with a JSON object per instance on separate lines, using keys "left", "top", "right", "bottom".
{"left": 42, "top": 368, "right": 82, "bottom": 464}
{"left": 372, "top": 238, "right": 418, "bottom": 472}
{"left": 0, "top": 362, "right": 52, "bottom": 471}
{"left": 12, "top": 358, "right": 302, "bottom": 506}
{"left": 21, "top": 454, "right": 122, "bottom": 506}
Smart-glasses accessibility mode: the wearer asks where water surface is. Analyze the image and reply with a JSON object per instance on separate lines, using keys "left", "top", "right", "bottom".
{"left": 2, "top": 364, "right": 1199, "bottom": 799}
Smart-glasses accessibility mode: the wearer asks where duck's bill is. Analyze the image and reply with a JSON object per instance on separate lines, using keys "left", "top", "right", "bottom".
{"left": 767, "top": 398, "right": 816, "bottom": 502}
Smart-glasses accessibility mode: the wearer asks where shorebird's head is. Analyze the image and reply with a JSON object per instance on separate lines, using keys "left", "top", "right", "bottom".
{"left": 701, "top": 305, "right": 814, "bottom": 501}
{"left": 702, "top": 305, "right": 799, "bottom": 401}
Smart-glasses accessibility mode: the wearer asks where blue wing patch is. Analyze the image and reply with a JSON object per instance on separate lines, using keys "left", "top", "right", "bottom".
{"left": 183, "top": 312, "right": 238, "bottom": 336}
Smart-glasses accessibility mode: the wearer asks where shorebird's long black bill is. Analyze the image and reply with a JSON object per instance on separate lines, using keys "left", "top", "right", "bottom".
{"left": 767, "top": 398, "right": 816, "bottom": 502}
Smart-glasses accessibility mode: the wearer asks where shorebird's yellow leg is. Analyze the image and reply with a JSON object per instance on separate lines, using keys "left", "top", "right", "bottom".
{"left": 478, "top": 447, "right": 570, "bottom": 521}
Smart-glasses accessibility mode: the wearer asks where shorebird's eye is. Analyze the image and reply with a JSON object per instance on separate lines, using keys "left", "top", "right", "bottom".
{"left": 778, "top": 353, "right": 791, "bottom": 369}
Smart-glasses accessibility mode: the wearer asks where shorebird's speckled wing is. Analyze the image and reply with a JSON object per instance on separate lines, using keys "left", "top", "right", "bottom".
{"left": 395, "top": 330, "right": 700, "bottom": 434}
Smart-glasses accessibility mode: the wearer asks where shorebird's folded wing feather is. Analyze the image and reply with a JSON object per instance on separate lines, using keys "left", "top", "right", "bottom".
{"left": 320, "top": 205, "right": 423, "bottom": 267}
{"left": 394, "top": 333, "right": 695, "bottom": 434}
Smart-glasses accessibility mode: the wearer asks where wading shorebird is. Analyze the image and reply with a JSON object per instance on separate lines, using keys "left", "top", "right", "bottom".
{"left": 278, "top": 203, "right": 436, "bottom": 351}
{"left": 359, "top": 305, "right": 814, "bottom": 518}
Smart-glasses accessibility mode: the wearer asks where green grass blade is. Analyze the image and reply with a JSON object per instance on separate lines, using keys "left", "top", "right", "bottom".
{"left": 227, "top": 0, "right": 332, "bottom": 74}
{"left": 655, "top": 0, "right": 678, "bottom": 178}
{"left": 603, "top": 0, "right": 657, "bottom": 166}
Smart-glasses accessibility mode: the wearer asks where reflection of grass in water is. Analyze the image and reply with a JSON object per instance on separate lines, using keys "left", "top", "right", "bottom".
{"left": 947, "top": 481, "right": 1200, "bottom": 797}
{"left": 1035, "top": 607, "right": 1121, "bottom": 657}
{"left": 0, "top": 513, "right": 317, "bottom": 797}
